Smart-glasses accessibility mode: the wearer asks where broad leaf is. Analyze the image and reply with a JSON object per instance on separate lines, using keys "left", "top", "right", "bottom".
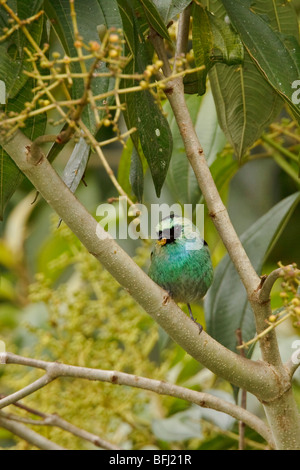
{"left": 44, "top": 0, "right": 120, "bottom": 134}
{"left": 205, "top": 0, "right": 296, "bottom": 160}
{"left": 62, "top": 137, "right": 90, "bottom": 193}
{"left": 152, "top": 0, "right": 191, "bottom": 23}
{"left": 205, "top": 191, "right": 300, "bottom": 354}
{"left": 0, "top": 0, "right": 44, "bottom": 98}
{"left": 129, "top": 145, "right": 144, "bottom": 203}
{"left": 192, "top": 2, "right": 244, "bottom": 95}
{"left": 139, "top": 0, "right": 171, "bottom": 41}
{"left": 117, "top": 0, "right": 173, "bottom": 198}
{"left": 221, "top": 0, "right": 300, "bottom": 122}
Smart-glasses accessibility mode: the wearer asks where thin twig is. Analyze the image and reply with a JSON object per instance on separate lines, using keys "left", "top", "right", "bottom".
{"left": 0, "top": 352, "right": 275, "bottom": 447}
{"left": 0, "top": 408, "right": 120, "bottom": 450}
{"left": 236, "top": 328, "right": 247, "bottom": 451}
{"left": 0, "top": 412, "right": 65, "bottom": 450}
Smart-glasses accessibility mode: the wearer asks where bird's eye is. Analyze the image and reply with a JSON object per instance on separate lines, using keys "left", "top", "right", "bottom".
{"left": 158, "top": 230, "right": 163, "bottom": 240}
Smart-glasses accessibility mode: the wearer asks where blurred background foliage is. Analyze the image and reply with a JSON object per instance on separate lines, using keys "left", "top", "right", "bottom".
{"left": 0, "top": 0, "right": 300, "bottom": 450}
{"left": 0, "top": 109, "right": 299, "bottom": 449}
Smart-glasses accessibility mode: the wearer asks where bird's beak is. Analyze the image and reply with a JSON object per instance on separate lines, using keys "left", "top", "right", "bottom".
{"left": 157, "top": 238, "right": 167, "bottom": 246}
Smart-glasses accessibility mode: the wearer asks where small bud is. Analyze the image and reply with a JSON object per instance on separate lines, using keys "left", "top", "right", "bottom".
{"left": 154, "top": 59, "right": 164, "bottom": 69}
{"left": 109, "top": 33, "right": 119, "bottom": 43}
{"left": 139, "top": 80, "right": 148, "bottom": 89}
{"left": 89, "top": 40, "right": 100, "bottom": 51}
{"left": 268, "top": 314, "right": 277, "bottom": 323}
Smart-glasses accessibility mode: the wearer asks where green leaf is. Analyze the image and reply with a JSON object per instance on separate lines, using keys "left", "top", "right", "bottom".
{"left": 221, "top": 0, "right": 300, "bottom": 122}
{"left": 192, "top": 2, "right": 244, "bottom": 95}
{"left": 204, "top": 0, "right": 290, "bottom": 160}
{"left": 138, "top": 0, "right": 171, "bottom": 41}
{"left": 152, "top": 0, "right": 191, "bottom": 23}
{"left": 204, "top": 191, "right": 300, "bottom": 354}
{"left": 118, "top": 0, "right": 173, "bottom": 198}
{"left": 0, "top": 0, "right": 44, "bottom": 99}
{"left": 118, "top": 137, "right": 134, "bottom": 198}
{"left": 165, "top": 89, "right": 226, "bottom": 205}
{"left": 129, "top": 145, "right": 144, "bottom": 202}
{"left": 44, "top": 0, "right": 121, "bottom": 133}
{"left": 209, "top": 54, "right": 283, "bottom": 160}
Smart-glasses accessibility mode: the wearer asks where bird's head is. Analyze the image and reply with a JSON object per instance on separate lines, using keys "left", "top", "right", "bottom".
{"left": 156, "top": 214, "right": 200, "bottom": 246}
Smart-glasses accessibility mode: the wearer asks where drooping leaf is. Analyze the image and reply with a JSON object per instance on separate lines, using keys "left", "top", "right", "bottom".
{"left": 117, "top": 0, "right": 173, "bottom": 198}
{"left": 221, "top": 0, "right": 300, "bottom": 122}
{"left": 62, "top": 137, "right": 90, "bottom": 193}
{"left": 204, "top": 0, "right": 292, "bottom": 160}
{"left": 138, "top": 0, "right": 171, "bottom": 41}
{"left": 44, "top": 0, "right": 121, "bottom": 134}
{"left": 0, "top": 77, "right": 47, "bottom": 219}
{"left": 0, "top": 0, "right": 44, "bottom": 99}
{"left": 152, "top": 0, "right": 192, "bottom": 23}
{"left": 192, "top": 2, "right": 244, "bottom": 95}
{"left": 209, "top": 54, "right": 283, "bottom": 160}
{"left": 129, "top": 145, "right": 144, "bottom": 202}
{"left": 205, "top": 191, "right": 300, "bottom": 355}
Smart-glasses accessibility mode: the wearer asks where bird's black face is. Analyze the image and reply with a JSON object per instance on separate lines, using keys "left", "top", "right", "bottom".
{"left": 158, "top": 223, "right": 182, "bottom": 245}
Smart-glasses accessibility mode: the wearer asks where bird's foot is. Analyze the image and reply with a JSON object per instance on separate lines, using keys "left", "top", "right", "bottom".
{"left": 187, "top": 303, "right": 203, "bottom": 335}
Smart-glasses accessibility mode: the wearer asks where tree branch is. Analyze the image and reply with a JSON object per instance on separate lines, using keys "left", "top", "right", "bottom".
{"left": 0, "top": 409, "right": 120, "bottom": 450}
{"left": 148, "top": 32, "right": 300, "bottom": 450}
{"left": 0, "top": 128, "right": 288, "bottom": 402}
{"left": 0, "top": 412, "right": 65, "bottom": 450}
{"left": 258, "top": 267, "right": 286, "bottom": 303}
{"left": 0, "top": 352, "right": 275, "bottom": 447}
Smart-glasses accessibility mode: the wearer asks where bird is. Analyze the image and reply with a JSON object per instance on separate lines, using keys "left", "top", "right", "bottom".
{"left": 148, "top": 214, "right": 213, "bottom": 332}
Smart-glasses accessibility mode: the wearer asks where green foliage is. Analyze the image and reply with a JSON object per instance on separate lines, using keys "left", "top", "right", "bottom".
{"left": 205, "top": 192, "right": 300, "bottom": 354}
{"left": 1, "top": 221, "right": 161, "bottom": 449}
{"left": 0, "top": 0, "right": 300, "bottom": 450}
{"left": 221, "top": 0, "right": 300, "bottom": 122}
{"left": 117, "top": 0, "right": 173, "bottom": 198}
{"left": 192, "top": 2, "right": 244, "bottom": 95}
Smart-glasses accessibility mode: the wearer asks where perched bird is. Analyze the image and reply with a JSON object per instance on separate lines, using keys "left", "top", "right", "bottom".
{"left": 148, "top": 214, "right": 213, "bottom": 332}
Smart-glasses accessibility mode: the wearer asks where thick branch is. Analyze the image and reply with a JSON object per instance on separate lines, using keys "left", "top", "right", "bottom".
{"left": 0, "top": 129, "right": 288, "bottom": 402}
{"left": 149, "top": 32, "right": 285, "bottom": 367}
{"left": 0, "top": 352, "right": 275, "bottom": 447}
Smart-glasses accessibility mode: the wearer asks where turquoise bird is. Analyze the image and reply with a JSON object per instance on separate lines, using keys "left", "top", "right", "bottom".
{"left": 148, "top": 214, "right": 213, "bottom": 332}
